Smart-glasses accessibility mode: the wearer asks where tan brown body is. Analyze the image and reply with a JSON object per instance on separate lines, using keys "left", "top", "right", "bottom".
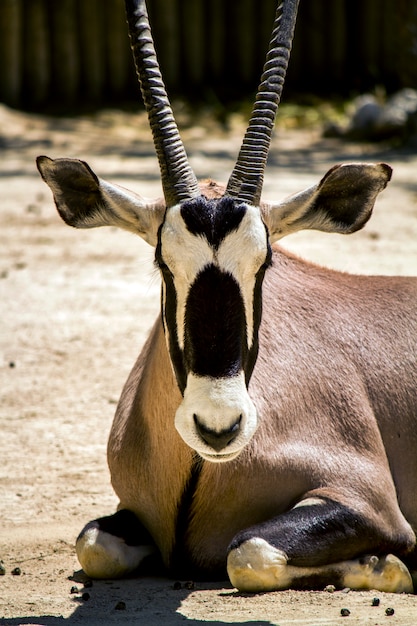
{"left": 109, "top": 244, "right": 417, "bottom": 573}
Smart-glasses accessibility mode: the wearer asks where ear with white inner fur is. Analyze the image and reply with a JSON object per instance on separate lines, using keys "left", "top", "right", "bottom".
{"left": 263, "top": 162, "right": 392, "bottom": 242}
{"left": 36, "top": 156, "right": 166, "bottom": 247}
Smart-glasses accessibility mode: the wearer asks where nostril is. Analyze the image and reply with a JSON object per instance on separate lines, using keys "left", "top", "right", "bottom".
{"left": 193, "top": 414, "right": 242, "bottom": 452}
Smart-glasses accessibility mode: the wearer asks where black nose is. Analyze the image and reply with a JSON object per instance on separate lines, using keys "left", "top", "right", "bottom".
{"left": 193, "top": 414, "right": 242, "bottom": 452}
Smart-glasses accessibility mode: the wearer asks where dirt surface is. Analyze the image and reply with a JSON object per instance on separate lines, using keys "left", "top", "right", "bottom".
{"left": 1, "top": 104, "right": 417, "bottom": 625}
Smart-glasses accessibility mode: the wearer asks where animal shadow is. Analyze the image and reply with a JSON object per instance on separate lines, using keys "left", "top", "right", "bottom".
{"left": 0, "top": 570, "right": 274, "bottom": 626}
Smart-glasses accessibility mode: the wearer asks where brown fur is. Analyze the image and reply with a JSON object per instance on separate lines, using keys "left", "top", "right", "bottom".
{"left": 107, "top": 244, "right": 417, "bottom": 571}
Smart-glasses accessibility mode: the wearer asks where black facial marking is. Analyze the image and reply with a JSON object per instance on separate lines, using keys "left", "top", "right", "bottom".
{"left": 245, "top": 262, "right": 268, "bottom": 385}
{"left": 184, "top": 265, "right": 247, "bottom": 378}
{"left": 155, "top": 228, "right": 187, "bottom": 393}
{"left": 181, "top": 196, "right": 247, "bottom": 249}
{"left": 155, "top": 205, "right": 271, "bottom": 391}
{"left": 245, "top": 233, "right": 272, "bottom": 384}
{"left": 163, "top": 271, "right": 187, "bottom": 392}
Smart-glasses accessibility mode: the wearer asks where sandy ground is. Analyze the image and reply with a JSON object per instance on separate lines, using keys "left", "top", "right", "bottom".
{"left": 1, "top": 104, "right": 417, "bottom": 625}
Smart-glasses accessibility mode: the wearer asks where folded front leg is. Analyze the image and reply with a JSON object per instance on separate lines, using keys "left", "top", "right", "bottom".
{"left": 76, "top": 509, "right": 159, "bottom": 579}
{"left": 227, "top": 497, "right": 414, "bottom": 593}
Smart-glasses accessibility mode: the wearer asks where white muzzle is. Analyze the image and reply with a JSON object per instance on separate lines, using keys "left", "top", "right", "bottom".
{"left": 174, "top": 371, "right": 257, "bottom": 462}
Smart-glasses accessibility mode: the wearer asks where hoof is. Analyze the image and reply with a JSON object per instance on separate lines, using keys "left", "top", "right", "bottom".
{"left": 343, "top": 554, "right": 413, "bottom": 594}
{"left": 76, "top": 523, "right": 154, "bottom": 579}
{"left": 227, "top": 538, "right": 289, "bottom": 592}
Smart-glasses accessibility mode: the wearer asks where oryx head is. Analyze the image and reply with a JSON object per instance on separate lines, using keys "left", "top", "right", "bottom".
{"left": 37, "top": 0, "right": 391, "bottom": 462}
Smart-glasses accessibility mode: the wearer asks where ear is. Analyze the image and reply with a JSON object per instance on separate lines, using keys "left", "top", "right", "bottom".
{"left": 36, "top": 156, "right": 166, "bottom": 246}
{"left": 263, "top": 163, "right": 392, "bottom": 242}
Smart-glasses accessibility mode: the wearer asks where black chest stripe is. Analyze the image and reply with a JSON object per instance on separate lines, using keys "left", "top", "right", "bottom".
{"left": 171, "top": 455, "right": 204, "bottom": 576}
{"left": 181, "top": 196, "right": 247, "bottom": 249}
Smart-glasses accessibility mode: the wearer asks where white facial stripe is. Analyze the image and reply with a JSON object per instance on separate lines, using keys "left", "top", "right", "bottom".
{"left": 161, "top": 205, "right": 212, "bottom": 350}
{"left": 175, "top": 280, "right": 190, "bottom": 351}
{"left": 160, "top": 203, "right": 268, "bottom": 351}
{"left": 160, "top": 278, "right": 170, "bottom": 341}
{"left": 217, "top": 206, "right": 268, "bottom": 347}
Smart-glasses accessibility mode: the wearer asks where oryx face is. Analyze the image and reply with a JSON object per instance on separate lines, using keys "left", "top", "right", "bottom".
{"left": 156, "top": 195, "right": 272, "bottom": 462}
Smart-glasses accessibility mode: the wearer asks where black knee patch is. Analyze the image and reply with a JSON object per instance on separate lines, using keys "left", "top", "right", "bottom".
{"left": 229, "top": 498, "right": 408, "bottom": 568}
{"left": 78, "top": 509, "right": 154, "bottom": 547}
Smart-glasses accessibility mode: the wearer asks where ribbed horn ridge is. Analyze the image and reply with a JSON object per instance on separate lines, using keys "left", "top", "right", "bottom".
{"left": 225, "top": 0, "right": 300, "bottom": 206}
{"left": 125, "top": 0, "right": 200, "bottom": 207}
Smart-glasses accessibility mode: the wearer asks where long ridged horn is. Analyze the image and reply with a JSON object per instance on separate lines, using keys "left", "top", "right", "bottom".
{"left": 125, "top": 0, "right": 200, "bottom": 207}
{"left": 225, "top": 0, "right": 300, "bottom": 206}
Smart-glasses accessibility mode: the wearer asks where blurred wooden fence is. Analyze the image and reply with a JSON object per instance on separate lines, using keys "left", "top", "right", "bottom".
{"left": 0, "top": 0, "right": 415, "bottom": 109}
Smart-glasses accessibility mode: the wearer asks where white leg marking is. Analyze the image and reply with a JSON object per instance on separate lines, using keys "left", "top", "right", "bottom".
{"left": 341, "top": 554, "right": 413, "bottom": 594}
{"left": 227, "top": 538, "right": 414, "bottom": 593}
{"left": 76, "top": 526, "right": 155, "bottom": 579}
{"left": 292, "top": 497, "right": 327, "bottom": 510}
{"left": 227, "top": 538, "right": 291, "bottom": 592}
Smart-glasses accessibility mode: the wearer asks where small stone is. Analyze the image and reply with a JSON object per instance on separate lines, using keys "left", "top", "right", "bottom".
{"left": 115, "top": 601, "right": 126, "bottom": 610}
{"left": 0, "top": 562, "right": 6, "bottom": 576}
{"left": 82, "top": 592, "right": 90, "bottom": 601}
{"left": 371, "top": 597, "right": 380, "bottom": 606}
{"left": 83, "top": 579, "right": 93, "bottom": 588}
{"left": 173, "top": 581, "right": 182, "bottom": 590}
{"left": 184, "top": 581, "right": 195, "bottom": 590}
{"left": 9, "top": 361, "right": 15, "bottom": 368}
{"left": 11, "top": 567, "right": 21, "bottom": 576}
{"left": 324, "top": 584, "right": 336, "bottom": 593}
{"left": 70, "top": 586, "right": 79, "bottom": 594}
{"left": 385, "top": 607, "right": 395, "bottom": 616}
{"left": 340, "top": 608, "right": 350, "bottom": 617}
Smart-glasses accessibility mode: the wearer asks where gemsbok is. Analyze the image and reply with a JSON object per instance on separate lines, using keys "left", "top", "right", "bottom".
{"left": 37, "top": 0, "right": 417, "bottom": 593}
